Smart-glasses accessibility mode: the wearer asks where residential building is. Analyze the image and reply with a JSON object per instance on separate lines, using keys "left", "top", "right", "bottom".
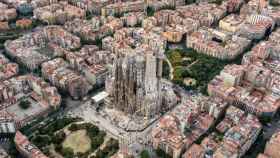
{"left": 0, "top": 146, "right": 10, "bottom": 158}
{"left": 208, "top": 63, "right": 280, "bottom": 117}
{"left": 262, "top": 131, "right": 280, "bottom": 158}
{"left": 14, "top": 131, "right": 49, "bottom": 158}
{"left": 101, "top": 0, "right": 144, "bottom": 16}
{"left": 41, "top": 58, "right": 91, "bottom": 99}
{"left": 0, "top": 110, "right": 16, "bottom": 138}
{"left": 182, "top": 144, "right": 205, "bottom": 158}
{"left": 214, "top": 114, "right": 262, "bottom": 158}
{"left": 219, "top": 14, "right": 245, "bottom": 33}
{"left": 64, "top": 16, "right": 123, "bottom": 42}
{"left": 176, "top": 3, "right": 227, "bottom": 27}
{"left": 0, "top": 53, "right": 19, "bottom": 81}
{"left": 33, "top": 1, "right": 85, "bottom": 25}
{"left": 0, "top": 2, "right": 17, "bottom": 22}
{"left": 187, "top": 27, "right": 251, "bottom": 60}
{"left": 5, "top": 26, "right": 80, "bottom": 70}
{"left": 151, "top": 96, "right": 227, "bottom": 158}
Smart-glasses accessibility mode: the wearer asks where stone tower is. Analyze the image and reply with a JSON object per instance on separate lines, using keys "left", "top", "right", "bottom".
{"left": 107, "top": 47, "right": 163, "bottom": 118}
{"left": 105, "top": 28, "right": 174, "bottom": 119}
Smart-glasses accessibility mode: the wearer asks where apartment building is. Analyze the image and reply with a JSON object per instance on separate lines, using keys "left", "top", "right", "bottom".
{"left": 186, "top": 27, "right": 251, "bottom": 60}
{"left": 208, "top": 63, "right": 280, "bottom": 117}
{"left": 0, "top": 2, "right": 17, "bottom": 22}
{"left": 151, "top": 96, "right": 227, "bottom": 158}
{"left": 33, "top": 1, "right": 85, "bottom": 25}
{"left": 0, "top": 53, "right": 19, "bottom": 82}
{"left": 41, "top": 58, "right": 91, "bottom": 99}
{"left": 5, "top": 26, "right": 80, "bottom": 70}
{"left": 14, "top": 131, "right": 49, "bottom": 158}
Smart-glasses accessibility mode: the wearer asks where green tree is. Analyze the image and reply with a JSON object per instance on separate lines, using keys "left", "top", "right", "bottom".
{"left": 173, "top": 67, "right": 184, "bottom": 80}
{"left": 42, "top": 147, "right": 50, "bottom": 155}
{"left": 95, "top": 149, "right": 106, "bottom": 158}
{"left": 19, "top": 100, "right": 31, "bottom": 109}
{"left": 7, "top": 140, "right": 19, "bottom": 157}
{"left": 68, "top": 123, "right": 79, "bottom": 131}
{"left": 93, "top": 36, "right": 102, "bottom": 48}
{"left": 140, "top": 150, "right": 150, "bottom": 158}
{"left": 184, "top": 126, "right": 192, "bottom": 135}
{"left": 91, "top": 135, "right": 105, "bottom": 150}
{"left": 88, "top": 125, "right": 100, "bottom": 137}
{"left": 86, "top": 11, "right": 94, "bottom": 20}
{"left": 146, "top": 6, "right": 155, "bottom": 17}
{"left": 95, "top": 138, "right": 119, "bottom": 158}
{"left": 52, "top": 131, "right": 66, "bottom": 144}
{"left": 169, "top": 51, "right": 182, "bottom": 66}
{"left": 162, "top": 60, "right": 170, "bottom": 79}
{"left": 61, "top": 147, "right": 74, "bottom": 158}
{"left": 31, "top": 135, "right": 51, "bottom": 148}
{"left": 259, "top": 116, "right": 272, "bottom": 125}
{"left": 270, "top": 0, "right": 280, "bottom": 6}
{"left": 209, "top": 0, "right": 224, "bottom": 5}
{"left": 54, "top": 143, "right": 62, "bottom": 152}
{"left": 155, "top": 148, "right": 172, "bottom": 158}
{"left": 185, "top": 0, "right": 196, "bottom": 4}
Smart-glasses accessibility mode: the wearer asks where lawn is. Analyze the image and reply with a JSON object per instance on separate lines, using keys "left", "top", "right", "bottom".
{"left": 165, "top": 48, "right": 242, "bottom": 95}
{"left": 63, "top": 130, "right": 91, "bottom": 154}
